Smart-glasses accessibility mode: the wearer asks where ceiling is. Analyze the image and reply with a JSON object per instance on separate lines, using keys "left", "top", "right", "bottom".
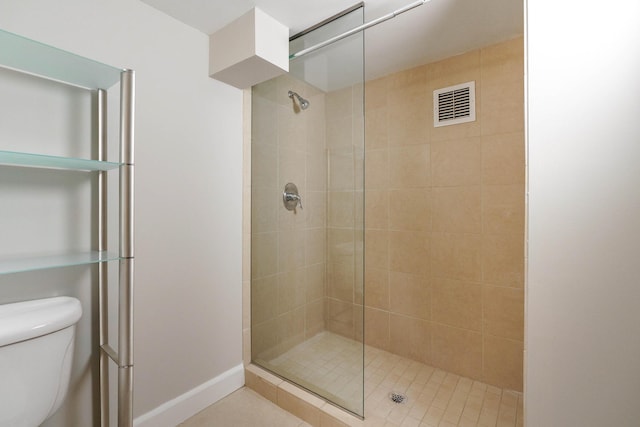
{"left": 141, "top": 0, "right": 523, "bottom": 84}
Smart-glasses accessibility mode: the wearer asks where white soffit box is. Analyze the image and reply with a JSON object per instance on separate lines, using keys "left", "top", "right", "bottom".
{"left": 209, "top": 8, "right": 289, "bottom": 89}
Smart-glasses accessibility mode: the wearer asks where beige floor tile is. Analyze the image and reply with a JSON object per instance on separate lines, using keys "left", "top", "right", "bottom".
{"left": 457, "top": 417, "right": 477, "bottom": 427}
{"left": 180, "top": 387, "right": 308, "bottom": 427}
{"left": 401, "top": 416, "right": 423, "bottom": 427}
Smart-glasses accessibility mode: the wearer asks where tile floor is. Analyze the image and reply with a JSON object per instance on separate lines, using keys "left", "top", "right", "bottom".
{"left": 362, "top": 346, "right": 524, "bottom": 427}
{"left": 180, "top": 387, "right": 310, "bottom": 427}
{"left": 185, "top": 332, "right": 524, "bottom": 426}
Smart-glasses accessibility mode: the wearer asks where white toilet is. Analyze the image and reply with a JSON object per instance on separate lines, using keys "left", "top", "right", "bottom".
{"left": 0, "top": 296, "right": 82, "bottom": 427}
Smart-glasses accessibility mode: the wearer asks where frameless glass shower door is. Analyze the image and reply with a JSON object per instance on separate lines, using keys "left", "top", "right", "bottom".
{"left": 250, "top": 5, "right": 365, "bottom": 417}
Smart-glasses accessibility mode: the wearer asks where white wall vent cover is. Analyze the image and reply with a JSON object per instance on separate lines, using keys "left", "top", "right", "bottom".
{"left": 433, "top": 81, "right": 476, "bottom": 127}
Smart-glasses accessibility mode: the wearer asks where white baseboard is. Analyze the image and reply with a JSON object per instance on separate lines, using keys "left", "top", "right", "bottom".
{"left": 134, "top": 363, "right": 245, "bottom": 427}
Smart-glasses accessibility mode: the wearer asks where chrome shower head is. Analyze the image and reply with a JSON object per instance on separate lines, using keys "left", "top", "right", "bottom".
{"left": 288, "top": 90, "right": 310, "bottom": 110}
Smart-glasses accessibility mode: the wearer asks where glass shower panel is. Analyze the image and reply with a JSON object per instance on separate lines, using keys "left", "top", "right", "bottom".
{"left": 251, "top": 6, "right": 365, "bottom": 417}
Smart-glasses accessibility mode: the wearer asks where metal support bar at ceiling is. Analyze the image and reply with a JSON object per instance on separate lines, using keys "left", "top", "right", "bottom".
{"left": 289, "top": 0, "right": 430, "bottom": 60}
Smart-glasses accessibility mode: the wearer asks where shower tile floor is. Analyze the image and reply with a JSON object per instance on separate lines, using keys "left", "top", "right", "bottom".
{"left": 264, "top": 331, "right": 524, "bottom": 427}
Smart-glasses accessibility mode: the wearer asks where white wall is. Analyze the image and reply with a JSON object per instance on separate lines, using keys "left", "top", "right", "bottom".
{"left": 526, "top": 1, "right": 640, "bottom": 426}
{"left": 0, "top": 0, "right": 243, "bottom": 425}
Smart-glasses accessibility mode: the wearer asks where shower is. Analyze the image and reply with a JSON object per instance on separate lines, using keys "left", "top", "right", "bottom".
{"left": 287, "top": 90, "right": 310, "bottom": 110}
{"left": 250, "top": 0, "right": 525, "bottom": 424}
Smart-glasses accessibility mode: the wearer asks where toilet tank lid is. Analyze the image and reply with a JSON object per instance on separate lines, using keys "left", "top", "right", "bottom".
{"left": 0, "top": 297, "right": 82, "bottom": 347}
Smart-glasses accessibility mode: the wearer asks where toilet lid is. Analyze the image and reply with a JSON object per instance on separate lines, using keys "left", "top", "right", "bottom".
{"left": 0, "top": 297, "right": 82, "bottom": 347}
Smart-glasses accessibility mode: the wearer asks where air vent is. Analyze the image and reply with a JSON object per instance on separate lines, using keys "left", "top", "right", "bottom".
{"left": 433, "top": 81, "right": 476, "bottom": 127}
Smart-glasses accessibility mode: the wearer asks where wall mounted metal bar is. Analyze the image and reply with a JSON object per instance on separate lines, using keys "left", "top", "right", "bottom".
{"left": 289, "top": 0, "right": 429, "bottom": 60}
{"left": 289, "top": 2, "right": 364, "bottom": 41}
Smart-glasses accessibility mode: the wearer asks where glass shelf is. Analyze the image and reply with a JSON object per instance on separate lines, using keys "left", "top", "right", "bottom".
{"left": 0, "top": 251, "right": 120, "bottom": 275}
{"left": 0, "top": 29, "right": 123, "bottom": 90}
{"left": 0, "top": 150, "right": 121, "bottom": 171}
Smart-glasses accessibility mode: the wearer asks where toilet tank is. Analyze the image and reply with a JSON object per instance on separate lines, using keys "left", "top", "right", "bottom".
{"left": 0, "top": 297, "right": 82, "bottom": 427}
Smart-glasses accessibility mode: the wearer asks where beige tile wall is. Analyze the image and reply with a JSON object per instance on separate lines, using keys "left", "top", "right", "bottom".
{"left": 362, "top": 37, "right": 525, "bottom": 391}
{"left": 250, "top": 74, "right": 328, "bottom": 360}
{"left": 247, "top": 36, "right": 524, "bottom": 391}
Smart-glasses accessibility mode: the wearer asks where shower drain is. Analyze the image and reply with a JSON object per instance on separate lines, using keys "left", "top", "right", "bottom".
{"left": 389, "top": 391, "right": 407, "bottom": 404}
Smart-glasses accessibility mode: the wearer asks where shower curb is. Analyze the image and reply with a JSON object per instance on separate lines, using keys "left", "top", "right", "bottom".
{"left": 245, "top": 364, "right": 363, "bottom": 427}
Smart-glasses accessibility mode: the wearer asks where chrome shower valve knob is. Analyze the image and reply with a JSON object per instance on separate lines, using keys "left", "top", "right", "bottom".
{"left": 283, "top": 182, "right": 303, "bottom": 213}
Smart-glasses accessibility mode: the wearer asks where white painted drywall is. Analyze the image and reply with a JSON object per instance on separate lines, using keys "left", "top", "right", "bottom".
{"left": 0, "top": 0, "right": 243, "bottom": 425}
{"left": 526, "top": 0, "right": 640, "bottom": 425}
